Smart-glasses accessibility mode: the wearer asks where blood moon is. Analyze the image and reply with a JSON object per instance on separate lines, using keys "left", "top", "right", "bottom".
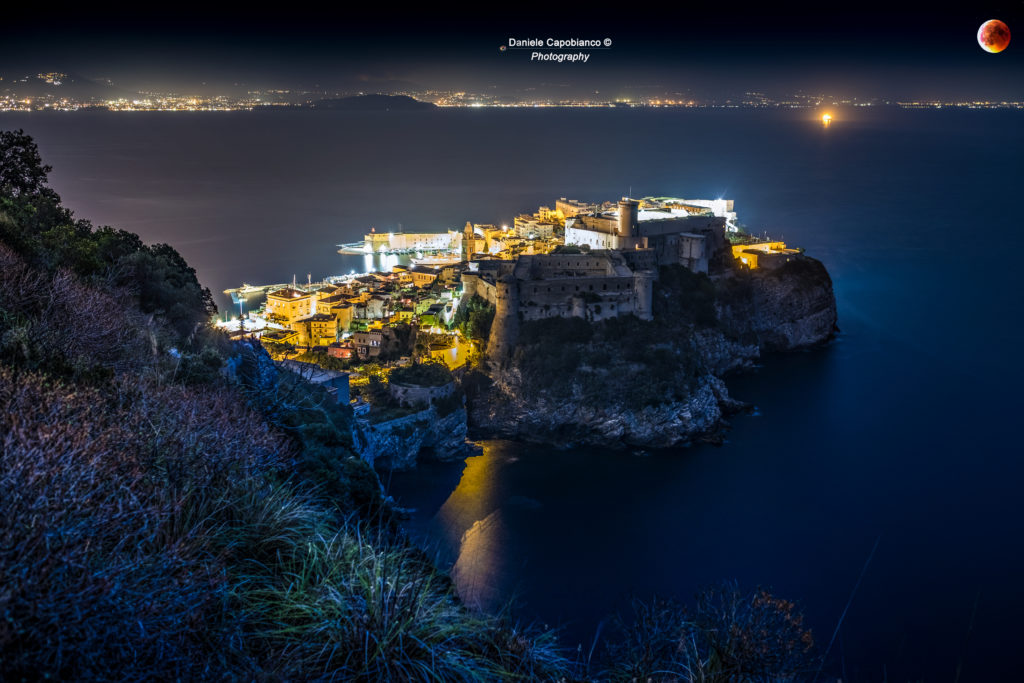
{"left": 978, "top": 19, "right": 1011, "bottom": 53}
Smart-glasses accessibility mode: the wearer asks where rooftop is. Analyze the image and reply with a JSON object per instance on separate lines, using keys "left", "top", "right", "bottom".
{"left": 267, "top": 287, "right": 308, "bottom": 299}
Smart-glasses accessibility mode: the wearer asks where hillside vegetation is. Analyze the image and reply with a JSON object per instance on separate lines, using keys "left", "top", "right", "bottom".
{"left": 1, "top": 130, "right": 819, "bottom": 681}
{"left": 0, "top": 130, "right": 571, "bottom": 680}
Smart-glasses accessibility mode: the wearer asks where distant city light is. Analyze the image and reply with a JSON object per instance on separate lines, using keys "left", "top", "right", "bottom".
{"left": 822, "top": 113, "right": 833, "bottom": 126}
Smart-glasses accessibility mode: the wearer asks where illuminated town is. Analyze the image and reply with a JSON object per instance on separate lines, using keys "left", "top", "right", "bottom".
{"left": 219, "top": 194, "right": 798, "bottom": 415}
{"left": 3, "top": 73, "right": 1023, "bottom": 111}
{"left": 4, "top": 2, "right": 1023, "bottom": 677}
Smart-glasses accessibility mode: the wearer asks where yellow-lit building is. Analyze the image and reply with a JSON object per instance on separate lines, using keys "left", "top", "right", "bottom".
{"left": 732, "top": 241, "right": 801, "bottom": 269}
{"left": 410, "top": 265, "right": 441, "bottom": 288}
{"left": 315, "top": 294, "right": 347, "bottom": 316}
{"left": 364, "top": 229, "right": 460, "bottom": 253}
{"left": 266, "top": 287, "right": 315, "bottom": 326}
{"left": 536, "top": 205, "right": 561, "bottom": 224}
{"left": 352, "top": 329, "right": 384, "bottom": 358}
{"left": 555, "top": 197, "right": 597, "bottom": 219}
{"left": 391, "top": 265, "right": 413, "bottom": 283}
{"left": 295, "top": 313, "right": 337, "bottom": 347}
{"left": 513, "top": 215, "right": 557, "bottom": 240}
{"left": 389, "top": 308, "right": 415, "bottom": 323}
{"left": 330, "top": 303, "right": 354, "bottom": 332}
{"left": 262, "top": 328, "right": 299, "bottom": 346}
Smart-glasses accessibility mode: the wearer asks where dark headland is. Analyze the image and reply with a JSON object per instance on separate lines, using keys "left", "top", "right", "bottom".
{"left": 313, "top": 94, "right": 437, "bottom": 111}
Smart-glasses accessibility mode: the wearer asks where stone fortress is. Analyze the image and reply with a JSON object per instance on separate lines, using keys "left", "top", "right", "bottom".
{"left": 250, "top": 192, "right": 793, "bottom": 366}
{"left": 462, "top": 251, "right": 657, "bottom": 361}
{"left": 463, "top": 196, "right": 734, "bottom": 362}
{"left": 564, "top": 198, "right": 729, "bottom": 274}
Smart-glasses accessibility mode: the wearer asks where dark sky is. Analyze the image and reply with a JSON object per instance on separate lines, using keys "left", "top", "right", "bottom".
{"left": 1, "top": 3, "right": 1022, "bottom": 99}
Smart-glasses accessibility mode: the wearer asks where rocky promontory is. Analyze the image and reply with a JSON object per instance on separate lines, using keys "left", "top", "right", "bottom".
{"left": 353, "top": 404, "right": 472, "bottom": 470}
{"left": 465, "top": 257, "right": 837, "bottom": 449}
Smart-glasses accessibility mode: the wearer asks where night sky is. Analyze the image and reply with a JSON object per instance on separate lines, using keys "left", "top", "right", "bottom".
{"left": 1, "top": 3, "right": 1023, "bottom": 99}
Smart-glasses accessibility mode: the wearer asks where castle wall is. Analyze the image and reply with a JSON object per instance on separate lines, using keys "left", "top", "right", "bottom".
{"left": 518, "top": 292, "right": 638, "bottom": 322}
{"left": 485, "top": 250, "right": 656, "bottom": 356}
{"left": 515, "top": 252, "right": 620, "bottom": 277}
{"left": 460, "top": 272, "right": 498, "bottom": 304}
{"left": 520, "top": 276, "right": 634, "bottom": 302}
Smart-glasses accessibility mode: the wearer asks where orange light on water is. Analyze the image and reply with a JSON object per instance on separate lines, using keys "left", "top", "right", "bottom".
{"left": 822, "top": 113, "right": 833, "bottom": 126}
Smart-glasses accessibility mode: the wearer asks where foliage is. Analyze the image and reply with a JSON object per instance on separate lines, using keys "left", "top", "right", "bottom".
{"left": 118, "top": 243, "right": 217, "bottom": 340}
{"left": 433, "top": 390, "right": 465, "bottom": 418}
{"left": 389, "top": 358, "right": 454, "bottom": 387}
{"left": 599, "top": 584, "right": 815, "bottom": 682}
{"left": 695, "top": 583, "right": 815, "bottom": 678}
{"left": 0, "top": 242, "right": 151, "bottom": 381}
{"left": 0, "top": 129, "right": 216, "bottom": 345}
{"left": 511, "top": 312, "right": 703, "bottom": 408}
{"left": 377, "top": 321, "right": 415, "bottom": 362}
{"left": 174, "top": 346, "right": 226, "bottom": 385}
{"left": 0, "top": 129, "right": 56, "bottom": 199}
{"left": 233, "top": 341, "right": 377, "bottom": 516}
{"left": 504, "top": 264, "right": 750, "bottom": 407}
{"left": 0, "top": 367, "right": 294, "bottom": 679}
{"left": 0, "top": 367, "right": 573, "bottom": 681}
{"left": 295, "top": 347, "right": 353, "bottom": 371}
{"left": 519, "top": 315, "right": 593, "bottom": 346}
{"left": 654, "top": 264, "right": 718, "bottom": 327}
{"left": 452, "top": 294, "right": 495, "bottom": 345}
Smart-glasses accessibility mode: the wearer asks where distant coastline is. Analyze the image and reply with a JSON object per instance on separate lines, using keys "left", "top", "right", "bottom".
{"left": 313, "top": 94, "right": 437, "bottom": 111}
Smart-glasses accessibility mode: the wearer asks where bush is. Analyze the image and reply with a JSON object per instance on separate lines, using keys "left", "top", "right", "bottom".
{"left": 452, "top": 294, "right": 495, "bottom": 344}
{"left": 433, "top": 390, "right": 465, "bottom": 418}
{"left": 599, "top": 583, "right": 815, "bottom": 682}
{"left": 389, "top": 359, "right": 453, "bottom": 387}
{"left": 0, "top": 243, "right": 151, "bottom": 380}
{"left": 0, "top": 135, "right": 580, "bottom": 681}
{"left": 519, "top": 315, "right": 593, "bottom": 346}
{"left": 0, "top": 130, "right": 216, "bottom": 346}
{"left": 0, "top": 367, "right": 293, "bottom": 679}
{"left": 175, "top": 346, "right": 225, "bottom": 385}
{"left": 1, "top": 362, "right": 574, "bottom": 681}
{"left": 654, "top": 264, "right": 718, "bottom": 327}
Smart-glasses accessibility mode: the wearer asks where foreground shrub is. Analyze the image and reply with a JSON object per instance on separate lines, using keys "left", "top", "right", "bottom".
{"left": 0, "top": 368, "right": 293, "bottom": 678}
{"left": 0, "top": 366, "right": 573, "bottom": 680}
{"left": 600, "top": 584, "right": 815, "bottom": 682}
{"left": 0, "top": 243, "right": 151, "bottom": 378}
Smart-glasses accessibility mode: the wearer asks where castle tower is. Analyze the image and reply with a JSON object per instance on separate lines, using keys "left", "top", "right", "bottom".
{"left": 617, "top": 198, "right": 639, "bottom": 237}
{"left": 462, "top": 221, "right": 474, "bottom": 259}
{"left": 633, "top": 270, "right": 655, "bottom": 321}
{"left": 487, "top": 274, "right": 520, "bottom": 364}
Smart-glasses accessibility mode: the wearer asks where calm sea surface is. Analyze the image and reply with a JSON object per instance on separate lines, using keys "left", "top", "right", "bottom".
{"left": 5, "top": 107, "right": 1022, "bottom": 679}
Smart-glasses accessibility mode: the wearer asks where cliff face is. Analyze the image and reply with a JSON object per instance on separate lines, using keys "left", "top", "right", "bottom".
{"left": 469, "top": 369, "right": 740, "bottom": 448}
{"left": 716, "top": 258, "right": 838, "bottom": 352}
{"left": 467, "top": 257, "right": 837, "bottom": 449}
{"left": 355, "top": 405, "right": 471, "bottom": 471}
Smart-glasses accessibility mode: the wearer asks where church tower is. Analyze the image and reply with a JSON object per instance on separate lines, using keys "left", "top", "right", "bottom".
{"left": 462, "top": 221, "right": 475, "bottom": 260}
